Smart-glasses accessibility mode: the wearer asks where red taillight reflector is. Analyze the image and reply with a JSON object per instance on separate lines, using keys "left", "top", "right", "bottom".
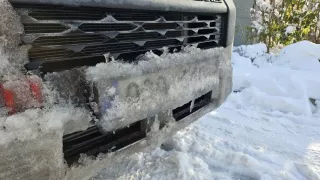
{"left": 28, "top": 77, "right": 43, "bottom": 103}
{"left": 30, "top": 82, "right": 43, "bottom": 102}
{"left": 0, "top": 84, "right": 16, "bottom": 114}
{"left": 3, "top": 89, "right": 15, "bottom": 110}
{"left": 0, "top": 75, "right": 44, "bottom": 115}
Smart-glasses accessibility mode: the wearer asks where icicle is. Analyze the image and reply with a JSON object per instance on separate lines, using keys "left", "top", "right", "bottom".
{"left": 190, "top": 100, "right": 195, "bottom": 112}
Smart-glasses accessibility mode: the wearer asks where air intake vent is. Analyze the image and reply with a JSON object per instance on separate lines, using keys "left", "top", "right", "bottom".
{"left": 14, "top": 4, "right": 226, "bottom": 72}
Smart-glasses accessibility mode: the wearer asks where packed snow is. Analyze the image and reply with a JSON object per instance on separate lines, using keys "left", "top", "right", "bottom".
{"left": 92, "top": 41, "right": 320, "bottom": 180}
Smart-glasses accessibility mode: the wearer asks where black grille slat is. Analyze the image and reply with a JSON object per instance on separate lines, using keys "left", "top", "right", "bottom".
{"left": 33, "top": 35, "right": 108, "bottom": 46}
{"left": 144, "top": 39, "right": 180, "bottom": 48}
{"left": 143, "top": 23, "right": 179, "bottom": 30}
{"left": 210, "top": 22, "right": 217, "bottom": 27}
{"left": 29, "top": 10, "right": 106, "bottom": 20}
{"left": 113, "top": 13, "right": 159, "bottom": 21}
{"left": 37, "top": 56, "right": 106, "bottom": 72}
{"left": 185, "top": 36, "right": 208, "bottom": 44}
{"left": 82, "top": 43, "right": 139, "bottom": 55}
{"left": 184, "top": 22, "right": 208, "bottom": 29}
{"left": 29, "top": 48, "right": 74, "bottom": 60}
{"left": 198, "top": 29, "right": 218, "bottom": 35}
{"left": 24, "top": 23, "right": 69, "bottom": 34}
{"left": 210, "top": 35, "right": 219, "bottom": 40}
{"left": 164, "top": 15, "right": 195, "bottom": 21}
{"left": 79, "top": 23, "right": 137, "bottom": 32}
{"left": 165, "top": 30, "right": 195, "bottom": 37}
{"left": 115, "top": 32, "right": 162, "bottom": 41}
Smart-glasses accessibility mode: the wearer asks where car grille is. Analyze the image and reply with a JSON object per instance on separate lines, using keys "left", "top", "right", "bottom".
{"left": 13, "top": 3, "right": 226, "bottom": 72}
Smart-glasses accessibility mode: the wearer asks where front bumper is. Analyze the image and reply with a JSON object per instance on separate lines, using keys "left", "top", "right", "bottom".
{"left": 89, "top": 45, "right": 232, "bottom": 132}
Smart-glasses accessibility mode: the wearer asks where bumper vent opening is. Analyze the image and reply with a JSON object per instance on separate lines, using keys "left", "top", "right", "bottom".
{"left": 63, "top": 120, "right": 146, "bottom": 165}
{"left": 173, "top": 91, "right": 212, "bottom": 121}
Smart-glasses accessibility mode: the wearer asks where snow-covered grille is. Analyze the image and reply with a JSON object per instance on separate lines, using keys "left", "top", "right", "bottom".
{"left": 13, "top": 4, "right": 226, "bottom": 72}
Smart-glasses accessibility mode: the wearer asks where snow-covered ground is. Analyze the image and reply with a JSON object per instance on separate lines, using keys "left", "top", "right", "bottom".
{"left": 93, "top": 41, "right": 320, "bottom": 180}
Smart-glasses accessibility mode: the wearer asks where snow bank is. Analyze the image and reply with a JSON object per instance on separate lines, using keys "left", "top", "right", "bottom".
{"left": 274, "top": 41, "right": 320, "bottom": 72}
{"left": 232, "top": 41, "right": 320, "bottom": 116}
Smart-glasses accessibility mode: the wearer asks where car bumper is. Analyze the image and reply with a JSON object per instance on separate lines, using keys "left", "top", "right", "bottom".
{"left": 90, "top": 45, "right": 233, "bottom": 133}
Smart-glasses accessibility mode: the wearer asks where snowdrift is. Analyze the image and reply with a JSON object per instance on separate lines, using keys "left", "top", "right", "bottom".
{"left": 232, "top": 41, "right": 320, "bottom": 116}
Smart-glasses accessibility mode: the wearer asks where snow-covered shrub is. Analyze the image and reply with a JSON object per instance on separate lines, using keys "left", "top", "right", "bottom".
{"left": 249, "top": 0, "right": 320, "bottom": 52}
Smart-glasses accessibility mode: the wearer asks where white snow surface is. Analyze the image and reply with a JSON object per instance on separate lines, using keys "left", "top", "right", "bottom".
{"left": 93, "top": 41, "right": 320, "bottom": 180}
{"left": 285, "top": 26, "right": 296, "bottom": 35}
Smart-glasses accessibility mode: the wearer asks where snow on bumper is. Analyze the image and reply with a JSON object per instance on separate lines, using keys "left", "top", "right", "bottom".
{"left": 0, "top": 132, "right": 64, "bottom": 180}
{"left": 87, "top": 46, "right": 233, "bottom": 132}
